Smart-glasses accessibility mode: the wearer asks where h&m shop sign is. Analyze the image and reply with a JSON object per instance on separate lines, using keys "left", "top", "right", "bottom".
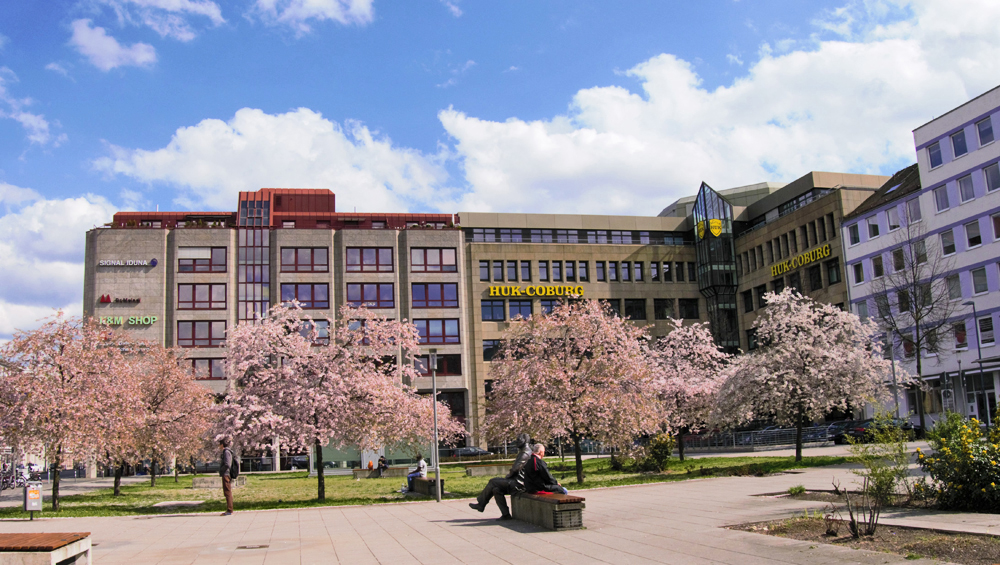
{"left": 488, "top": 285, "right": 584, "bottom": 297}
{"left": 771, "top": 244, "right": 832, "bottom": 278}
{"left": 99, "top": 315, "right": 158, "bottom": 326}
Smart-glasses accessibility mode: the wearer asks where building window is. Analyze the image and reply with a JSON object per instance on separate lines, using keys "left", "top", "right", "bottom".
{"left": 675, "top": 262, "right": 685, "bottom": 282}
{"left": 856, "top": 301, "right": 868, "bottom": 321}
{"left": 662, "top": 262, "right": 672, "bottom": 281}
{"left": 808, "top": 265, "right": 823, "bottom": 291}
{"left": 898, "top": 290, "right": 911, "bottom": 313}
{"left": 281, "top": 284, "right": 329, "bottom": 309}
{"left": 414, "top": 319, "right": 460, "bottom": 344}
{"left": 565, "top": 260, "right": 575, "bottom": 281}
{"left": 179, "top": 247, "right": 227, "bottom": 272}
{"left": 867, "top": 216, "right": 880, "bottom": 239}
{"left": 848, "top": 224, "right": 860, "bottom": 245}
{"left": 621, "top": 261, "right": 630, "bottom": 282}
{"left": 624, "top": 299, "right": 646, "bottom": 320}
{"left": 654, "top": 298, "right": 675, "bottom": 320}
{"left": 479, "top": 260, "right": 489, "bottom": 281}
{"left": 914, "top": 240, "right": 928, "bottom": 264}
{"left": 609, "top": 262, "right": 618, "bottom": 281}
{"left": 902, "top": 333, "right": 916, "bottom": 358}
{"left": 754, "top": 285, "right": 767, "bottom": 308}
{"left": 826, "top": 258, "right": 842, "bottom": 285}
{"left": 500, "top": 229, "right": 523, "bottom": 243}
{"left": 346, "top": 247, "right": 393, "bottom": 272}
{"left": 966, "top": 220, "right": 982, "bottom": 248}
{"left": 958, "top": 175, "right": 976, "bottom": 203}
{"left": 817, "top": 216, "right": 827, "bottom": 242}
{"left": 298, "top": 320, "right": 330, "bottom": 345}
{"left": 788, "top": 271, "right": 802, "bottom": 292}
{"left": 872, "top": 256, "right": 884, "bottom": 278}
{"left": 979, "top": 316, "right": 995, "bottom": 346}
{"left": 280, "top": 247, "right": 328, "bottom": 272}
{"left": 907, "top": 198, "right": 922, "bottom": 223}
{"left": 596, "top": 261, "right": 606, "bottom": 281}
{"left": 986, "top": 163, "right": 1000, "bottom": 192}
{"left": 539, "top": 261, "right": 549, "bottom": 281}
{"left": 651, "top": 261, "right": 660, "bottom": 281}
{"left": 552, "top": 261, "right": 563, "bottom": 282}
{"left": 994, "top": 213, "right": 1000, "bottom": 240}
{"left": 928, "top": 141, "right": 942, "bottom": 168}
{"left": 742, "top": 290, "right": 754, "bottom": 313}
{"left": 773, "top": 278, "right": 785, "bottom": 294}
{"left": 979, "top": 117, "right": 995, "bottom": 145}
{"left": 493, "top": 260, "right": 504, "bottom": 281}
{"left": 530, "top": 229, "right": 553, "bottom": 243}
{"left": 539, "top": 299, "right": 559, "bottom": 314}
{"left": 678, "top": 299, "right": 699, "bottom": 319}
{"left": 687, "top": 262, "right": 696, "bottom": 282}
{"left": 506, "top": 260, "right": 518, "bottom": 281}
{"left": 282, "top": 220, "right": 296, "bottom": 229}
{"left": 481, "top": 300, "right": 505, "bottom": 321}
{"left": 765, "top": 242, "right": 772, "bottom": 264}
{"left": 178, "top": 284, "right": 226, "bottom": 310}
{"left": 953, "top": 321, "right": 968, "bottom": 349}
{"left": 482, "top": 339, "right": 500, "bottom": 361}
{"left": 520, "top": 261, "right": 531, "bottom": 281}
{"left": 852, "top": 263, "right": 864, "bottom": 284}
{"left": 473, "top": 228, "right": 496, "bottom": 242}
{"left": 412, "top": 283, "right": 459, "bottom": 308}
{"left": 185, "top": 358, "right": 224, "bottom": 380}
{"left": 633, "top": 262, "right": 643, "bottom": 282}
{"left": 953, "top": 129, "right": 969, "bottom": 157}
{"left": 177, "top": 321, "right": 226, "bottom": 347}
{"left": 370, "top": 221, "right": 385, "bottom": 229}
{"left": 746, "top": 329, "right": 758, "bottom": 351}
{"left": 605, "top": 299, "right": 621, "bottom": 317}
{"left": 347, "top": 283, "right": 394, "bottom": 309}
{"left": 892, "top": 248, "right": 905, "bottom": 272}
{"left": 808, "top": 221, "right": 818, "bottom": 245}
{"left": 415, "top": 354, "right": 461, "bottom": 376}
{"left": 411, "top": 248, "right": 457, "bottom": 272}
{"left": 509, "top": 300, "right": 532, "bottom": 319}
{"left": 934, "top": 186, "right": 950, "bottom": 212}
{"left": 887, "top": 208, "right": 900, "bottom": 231}
{"left": 946, "top": 274, "right": 962, "bottom": 300}
{"left": 972, "top": 267, "right": 989, "bottom": 295}
{"left": 941, "top": 229, "right": 956, "bottom": 255}
{"left": 578, "top": 261, "right": 588, "bottom": 282}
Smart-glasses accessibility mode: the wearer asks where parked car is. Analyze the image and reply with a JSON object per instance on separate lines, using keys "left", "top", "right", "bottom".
{"left": 288, "top": 456, "right": 309, "bottom": 470}
{"left": 843, "top": 418, "right": 919, "bottom": 443}
{"left": 827, "top": 420, "right": 860, "bottom": 444}
{"left": 453, "top": 447, "right": 492, "bottom": 458}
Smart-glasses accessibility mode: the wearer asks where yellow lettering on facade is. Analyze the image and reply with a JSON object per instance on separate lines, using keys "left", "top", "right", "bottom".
{"left": 575, "top": 286, "right": 584, "bottom": 296}
{"left": 545, "top": 286, "right": 555, "bottom": 296}
{"left": 500, "top": 286, "right": 511, "bottom": 297}
{"left": 511, "top": 287, "right": 522, "bottom": 296}
{"left": 489, "top": 286, "right": 500, "bottom": 297}
{"left": 526, "top": 286, "right": 536, "bottom": 296}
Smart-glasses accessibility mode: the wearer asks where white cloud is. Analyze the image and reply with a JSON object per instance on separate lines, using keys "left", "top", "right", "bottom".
{"left": 70, "top": 19, "right": 157, "bottom": 71}
{"left": 437, "top": 0, "right": 1000, "bottom": 215}
{"left": 440, "top": 0, "right": 462, "bottom": 17}
{"left": 726, "top": 53, "right": 743, "bottom": 66}
{"left": 251, "top": 0, "right": 375, "bottom": 33}
{"left": 45, "top": 62, "right": 70, "bottom": 77}
{"left": 0, "top": 189, "right": 118, "bottom": 339}
{"left": 98, "top": 0, "right": 225, "bottom": 41}
{"left": 95, "top": 107, "right": 452, "bottom": 213}
{"left": 0, "top": 67, "right": 65, "bottom": 146}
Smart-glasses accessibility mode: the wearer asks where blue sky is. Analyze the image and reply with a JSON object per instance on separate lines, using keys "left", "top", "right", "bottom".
{"left": 1, "top": 0, "right": 999, "bottom": 337}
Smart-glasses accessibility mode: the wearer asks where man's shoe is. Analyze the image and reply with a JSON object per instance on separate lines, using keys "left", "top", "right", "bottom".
{"left": 497, "top": 514, "right": 513, "bottom": 521}
{"left": 469, "top": 503, "right": 485, "bottom": 512}
{"left": 221, "top": 511, "right": 232, "bottom": 516}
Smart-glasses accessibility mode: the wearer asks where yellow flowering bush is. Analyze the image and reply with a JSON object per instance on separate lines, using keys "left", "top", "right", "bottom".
{"left": 919, "top": 416, "right": 1000, "bottom": 512}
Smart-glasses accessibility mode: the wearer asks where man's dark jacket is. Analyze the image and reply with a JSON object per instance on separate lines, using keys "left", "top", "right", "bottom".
{"left": 219, "top": 448, "right": 233, "bottom": 478}
{"left": 522, "top": 454, "right": 561, "bottom": 493}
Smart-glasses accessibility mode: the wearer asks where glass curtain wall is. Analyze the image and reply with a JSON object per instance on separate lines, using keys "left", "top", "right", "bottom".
{"left": 238, "top": 197, "right": 271, "bottom": 322}
{"left": 692, "top": 182, "right": 739, "bottom": 352}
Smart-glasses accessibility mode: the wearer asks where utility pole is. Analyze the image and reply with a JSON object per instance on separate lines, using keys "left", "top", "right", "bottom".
{"left": 430, "top": 349, "right": 441, "bottom": 502}
{"left": 963, "top": 301, "right": 987, "bottom": 425}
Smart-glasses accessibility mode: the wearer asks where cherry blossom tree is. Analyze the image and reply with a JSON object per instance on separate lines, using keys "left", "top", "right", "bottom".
{"left": 222, "top": 304, "right": 463, "bottom": 500}
{"left": 651, "top": 320, "right": 730, "bottom": 461}
{"left": 483, "top": 299, "right": 661, "bottom": 483}
{"left": 0, "top": 314, "right": 143, "bottom": 510}
{"left": 716, "top": 289, "right": 902, "bottom": 461}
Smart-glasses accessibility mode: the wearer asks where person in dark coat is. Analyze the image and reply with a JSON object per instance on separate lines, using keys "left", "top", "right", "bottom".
{"left": 522, "top": 444, "right": 568, "bottom": 495}
{"left": 219, "top": 438, "right": 235, "bottom": 515}
{"left": 377, "top": 455, "right": 389, "bottom": 478}
{"left": 468, "top": 433, "right": 532, "bottom": 520}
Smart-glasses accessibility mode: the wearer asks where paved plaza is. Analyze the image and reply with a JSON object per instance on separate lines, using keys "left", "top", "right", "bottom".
{"left": 2, "top": 456, "right": 991, "bottom": 564}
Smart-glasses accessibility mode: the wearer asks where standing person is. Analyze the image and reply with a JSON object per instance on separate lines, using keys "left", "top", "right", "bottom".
{"left": 406, "top": 454, "right": 427, "bottom": 492}
{"left": 469, "top": 433, "right": 532, "bottom": 520}
{"left": 219, "top": 439, "right": 235, "bottom": 516}
{"left": 377, "top": 455, "right": 389, "bottom": 478}
{"left": 522, "top": 444, "right": 568, "bottom": 495}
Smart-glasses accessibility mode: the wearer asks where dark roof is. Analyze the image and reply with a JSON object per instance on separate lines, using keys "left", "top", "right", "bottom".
{"left": 843, "top": 164, "right": 921, "bottom": 221}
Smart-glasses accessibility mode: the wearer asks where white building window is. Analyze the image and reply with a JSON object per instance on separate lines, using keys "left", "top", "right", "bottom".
{"left": 966, "top": 219, "right": 982, "bottom": 248}
{"left": 934, "top": 186, "right": 950, "bottom": 212}
{"left": 867, "top": 216, "right": 880, "bottom": 239}
{"left": 848, "top": 224, "right": 860, "bottom": 245}
{"left": 928, "top": 142, "right": 943, "bottom": 168}
{"left": 940, "top": 229, "right": 956, "bottom": 256}
{"left": 958, "top": 174, "right": 976, "bottom": 202}
{"left": 972, "top": 267, "right": 988, "bottom": 295}
{"left": 978, "top": 117, "right": 994, "bottom": 146}
{"left": 979, "top": 316, "right": 995, "bottom": 346}
{"left": 946, "top": 274, "right": 962, "bottom": 300}
{"left": 952, "top": 130, "right": 968, "bottom": 158}
{"left": 852, "top": 263, "right": 864, "bottom": 284}
{"left": 887, "top": 207, "right": 900, "bottom": 231}
{"left": 985, "top": 163, "right": 1000, "bottom": 192}
{"left": 907, "top": 198, "right": 922, "bottom": 223}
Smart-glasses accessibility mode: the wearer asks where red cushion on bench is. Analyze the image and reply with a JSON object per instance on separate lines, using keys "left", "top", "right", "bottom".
{"left": 518, "top": 492, "right": 585, "bottom": 504}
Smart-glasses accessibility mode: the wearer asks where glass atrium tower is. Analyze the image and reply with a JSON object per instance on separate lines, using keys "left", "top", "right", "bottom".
{"left": 692, "top": 182, "right": 739, "bottom": 352}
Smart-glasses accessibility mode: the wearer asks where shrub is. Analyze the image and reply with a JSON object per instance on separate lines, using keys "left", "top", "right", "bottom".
{"left": 787, "top": 484, "right": 806, "bottom": 496}
{"left": 926, "top": 411, "right": 965, "bottom": 451}
{"left": 638, "top": 433, "right": 675, "bottom": 472}
{"left": 917, "top": 417, "right": 1000, "bottom": 512}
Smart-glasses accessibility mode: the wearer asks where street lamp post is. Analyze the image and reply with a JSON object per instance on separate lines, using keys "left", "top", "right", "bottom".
{"left": 962, "top": 301, "right": 986, "bottom": 425}
{"left": 429, "top": 348, "right": 441, "bottom": 502}
{"left": 888, "top": 342, "right": 900, "bottom": 418}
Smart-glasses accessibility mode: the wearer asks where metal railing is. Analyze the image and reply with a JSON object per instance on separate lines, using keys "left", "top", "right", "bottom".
{"left": 683, "top": 426, "right": 834, "bottom": 451}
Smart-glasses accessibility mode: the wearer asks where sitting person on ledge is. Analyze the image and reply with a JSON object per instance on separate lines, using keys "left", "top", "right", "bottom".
{"left": 377, "top": 455, "right": 388, "bottom": 478}
{"left": 406, "top": 454, "right": 427, "bottom": 492}
{"left": 522, "top": 443, "right": 568, "bottom": 495}
{"left": 468, "top": 433, "right": 532, "bottom": 520}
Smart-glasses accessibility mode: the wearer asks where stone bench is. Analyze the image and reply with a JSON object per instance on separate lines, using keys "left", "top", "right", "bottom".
{"left": 464, "top": 464, "right": 509, "bottom": 477}
{"left": 352, "top": 467, "right": 409, "bottom": 479}
{"left": 0, "top": 532, "right": 91, "bottom": 564}
{"left": 410, "top": 477, "right": 445, "bottom": 496}
{"left": 191, "top": 476, "right": 246, "bottom": 489}
{"left": 512, "top": 492, "right": 585, "bottom": 531}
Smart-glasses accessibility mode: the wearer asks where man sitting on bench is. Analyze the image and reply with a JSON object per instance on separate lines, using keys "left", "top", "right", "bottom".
{"left": 522, "top": 443, "right": 568, "bottom": 495}
{"left": 468, "top": 433, "right": 532, "bottom": 520}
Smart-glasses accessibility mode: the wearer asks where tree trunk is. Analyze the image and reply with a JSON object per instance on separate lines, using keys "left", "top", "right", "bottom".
{"left": 150, "top": 460, "right": 157, "bottom": 487}
{"left": 174, "top": 462, "right": 179, "bottom": 483}
{"left": 914, "top": 356, "right": 926, "bottom": 435}
{"left": 314, "top": 439, "right": 325, "bottom": 501}
{"left": 677, "top": 427, "right": 687, "bottom": 462}
{"left": 113, "top": 464, "right": 124, "bottom": 496}
{"left": 51, "top": 447, "right": 62, "bottom": 511}
{"left": 795, "top": 409, "right": 804, "bottom": 462}
{"left": 571, "top": 432, "right": 584, "bottom": 484}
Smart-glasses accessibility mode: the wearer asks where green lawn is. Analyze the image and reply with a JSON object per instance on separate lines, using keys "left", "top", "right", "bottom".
{"left": 0, "top": 455, "right": 851, "bottom": 518}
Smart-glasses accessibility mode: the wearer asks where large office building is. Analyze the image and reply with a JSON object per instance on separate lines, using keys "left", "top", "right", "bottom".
{"left": 85, "top": 172, "right": 889, "bottom": 453}
{"left": 843, "top": 86, "right": 1000, "bottom": 426}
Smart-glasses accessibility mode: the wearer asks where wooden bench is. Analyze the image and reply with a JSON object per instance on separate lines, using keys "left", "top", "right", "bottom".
{"left": 410, "top": 477, "right": 445, "bottom": 496}
{"left": 352, "top": 467, "right": 408, "bottom": 479}
{"left": 511, "top": 492, "right": 585, "bottom": 531}
{"left": 0, "top": 532, "right": 91, "bottom": 564}
{"left": 464, "top": 464, "right": 509, "bottom": 477}
{"left": 191, "top": 476, "right": 246, "bottom": 489}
